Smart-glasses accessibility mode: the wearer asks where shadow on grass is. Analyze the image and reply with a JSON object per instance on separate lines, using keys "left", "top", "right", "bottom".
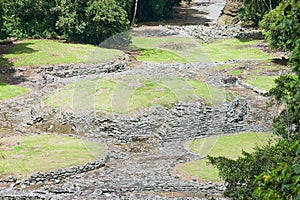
{"left": 236, "top": 38, "right": 255, "bottom": 43}
{"left": 235, "top": 32, "right": 264, "bottom": 41}
{"left": 0, "top": 43, "right": 13, "bottom": 68}
{"left": 0, "top": 56, "right": 12, "bottom": 68}
{"left": 0, "top": 42, "right": 37, "bottom": 84}
{"left": 8, "top": 42, "right": 37, "bottom": 54}
{"left": 271, "top": 57, "right": 289, "bottom": 66}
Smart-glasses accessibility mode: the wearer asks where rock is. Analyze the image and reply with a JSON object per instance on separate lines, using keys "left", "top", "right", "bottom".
{"left": 221, "top": 75, "right": 238, "bottom": 85}
{"left": 54, "top": 179, "right": 61, "bottom": 184}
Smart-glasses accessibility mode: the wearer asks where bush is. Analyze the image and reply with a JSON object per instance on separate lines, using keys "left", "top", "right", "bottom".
{"left": 239, "top": 0, "right": 282, "bottom": 25}
{"left": 260, "top": 0, "right": 300, "bottom": 51}
{"left": 0, "top": 0, "right": 133, "bottom": 44}
{"left": 253, "top": 141, "right": 300, "bottom": 200}
{"left": 208, "top": 135, "right": 299, "bottom": 199}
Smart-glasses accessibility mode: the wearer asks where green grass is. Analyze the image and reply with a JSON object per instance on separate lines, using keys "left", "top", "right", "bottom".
{"left": 132, "top": 37, "right": 211, "bottom": 63}
{"left": 229, "top": 69, "right": 244, "bottom": 75}
{"left": 0, "top": 77, "right": 29, "bottom": 100}
{"left": 131, "top": 37, "right": 276, "bottom": 64}
{"left": 0, "top": 38, "right": 280, "bottom": 68}
{"left": 245, "top": 75, "right": 278, "bottom": 91}
{"left": 129, "top": 81, "right": 178, "bottom": 110}
{"left": 46, "top": 77, "right": 224, "bottom": 113}
{"left": 176, "top": 132, "right": 278, "bottom": 182}
{"left": 138, "top": 48, "right": 188, "bottom": 63}
{"left": 202, "top": 39, "right": 273, "bottom": 62}
{"left": 0, "top": 134, "right": 107, "bottom": 176}
{"left": 0, "top": 39, "right": 123, "bottom": 67}
{"left": 188, "top": 79, "right": 224, "bottom": 105}
{"left": 256, "top": 65, "right": 278, "bottom": 71}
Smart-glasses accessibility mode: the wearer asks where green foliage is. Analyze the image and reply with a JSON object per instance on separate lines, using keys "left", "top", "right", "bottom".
{"left": 263, "top": 0, "right": 300, "bottom": 139}
{"left": 209, "top": 58, "right": 300, "bottom": 199}
{"left": 289, "top": 39, "right": 300, "bottom": 71}
{"left": 0, "top": 0, "right": 59, "bottom": 39}
{"left": 260, "top": 0, "right": 300, "bottom": 52}
{"left": 253, "top": 141, "right": 300, "bottom": 200}
{"left": 208, "top": 135, "right": 298, "bottom": 199}
{"left": 239, "top": 0, "right": 282, "bottom": 25}
{"left": 85, "top": 0, "right": 130, "bottom": 44}
{"left": 0, "top": 0, "right": 186, "bottom": 43}
{"left": 57, "top": 0, "right": 131, "bottom": 45}
{"left": 0, "top": 0, "right": 133, "bottom": 44}
{"left": 55, "top": 0, "right": 132, "bottom": 45}
{"left": 268, "top": 74, "right": 300, "bottom": 138}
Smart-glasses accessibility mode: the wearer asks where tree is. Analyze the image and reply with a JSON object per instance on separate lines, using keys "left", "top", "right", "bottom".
{"left": 208, "top": 135, "right": 299, "bottom": 199}
{"left": 132, "top": 0, "right": 139, "bottom": 26}
{"left": 83, "top": 0, "right": 130, "bottom": 44}
{"left": 0, "top": 0, "right": 59, "bottom": 39}
{"left": 253, "top": 141, "right": 300, "bottom": 200}
{"left": 263, "top": 0, "right": 300, "bottom": 138}
{"left": 260, "top": 0, "right": 300, "bottom": 52}
{"left": 0, "top": 0, "right": 133, "bottom": 44}
{"left": 239, "top": 0, "right": 282, "bottom": 25}
{"left": 0, "top": 0, "right": 186, "bottom": 43}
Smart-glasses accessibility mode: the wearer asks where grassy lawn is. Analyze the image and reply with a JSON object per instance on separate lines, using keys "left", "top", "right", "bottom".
{"left": 0, "top": 77, "right": 29, "bottom": 100}
{"left": 0, "top": 39, "right": 123, "bottom": 67}
{"left": 245, "top": 75, "right": 278, "bottom": 91}
{"left": 175, "top": 132, "right": 278, "bottom": 182}
{"left": 46, "top": 77, "right": 224, "bottom": 113}
{"left": 137, "top": 48, "right": 188, "bottom": 63}
{"left": 202, "top": 39, "right": 273, "bottom": 62}
{"left": 132, "top": 37, "right": 276, "bottom": 64}
{"left": 0, "top": 134, "right": 107, "bottom": 176}
{"left": 0, "top": 38, "right": 280, "bottom": 67}
{"left": 132, "top": 37, "right": 211, "bottom": 63}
